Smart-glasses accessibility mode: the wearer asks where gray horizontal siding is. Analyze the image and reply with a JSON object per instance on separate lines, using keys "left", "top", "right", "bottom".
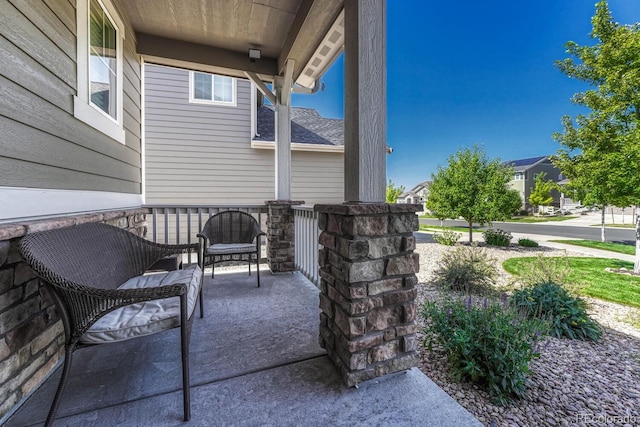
{"left": 0, "top": 0, "right": 142, "bottom": 194}
{"left": 144, "top": 64, "right": 343, "bottom": 205}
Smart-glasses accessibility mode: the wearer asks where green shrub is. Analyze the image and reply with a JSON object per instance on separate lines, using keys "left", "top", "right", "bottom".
{"left": 433, "top": 246, "right": 497, "bottom": 293}
{"left": 422, "top": 299, "right": 545, "bottom": 405}
{"left": 518, "top": 209, "right": 530, "bottom": 216}
{"left": 483, "top": 228, "right": 512, "bottom": 247}
{"left": 518, "top": 238, "right": 539, "bottom": 247}
{"left": 510, "top": 282, "right": 601, "bottom": 341}
{"left": 433, "top": 230, "right": 462, "bottom": 246}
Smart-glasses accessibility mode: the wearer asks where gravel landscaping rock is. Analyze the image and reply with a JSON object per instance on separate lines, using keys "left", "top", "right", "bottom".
{"left": 415, "top": 242, "right": 640, "bottom": 427}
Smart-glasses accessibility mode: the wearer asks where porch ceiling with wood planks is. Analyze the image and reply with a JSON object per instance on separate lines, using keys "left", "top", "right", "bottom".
{"left": 122, "top": 0, "right": 344, "bottom": 87}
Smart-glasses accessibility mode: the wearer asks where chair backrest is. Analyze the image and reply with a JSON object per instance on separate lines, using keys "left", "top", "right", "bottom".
{"left": 20, "top": 222, "right": 158, "bottom": 291}
{"left": 200, "top": 211, "right": 261, "bottom": 245}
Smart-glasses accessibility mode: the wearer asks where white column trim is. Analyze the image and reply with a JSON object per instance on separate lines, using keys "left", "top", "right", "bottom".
{"left": 141, "top": 58, "right": 147, "bottom": 203}
{"left": 274, "top": 59, "right": 295, "bottom": 200}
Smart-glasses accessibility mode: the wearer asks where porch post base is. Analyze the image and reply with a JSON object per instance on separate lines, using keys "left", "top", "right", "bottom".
{"left": 314, "top": 203, "right": 422, "bottom": 387}
{"left": 265, "top": 200, "right": 304, "bottom": 273}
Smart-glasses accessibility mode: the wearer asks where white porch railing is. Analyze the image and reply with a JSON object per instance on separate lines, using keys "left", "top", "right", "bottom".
{"left": 293, "top": 205, "right": 320, "bottom": 287}
{"left": 144, "top": 205, "right": 268, "bottom": 265}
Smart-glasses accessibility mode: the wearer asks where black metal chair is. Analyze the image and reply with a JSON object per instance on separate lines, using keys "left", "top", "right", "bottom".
{"left": 19, "top": 223, "right": 202, "bottom": 426}
{"left": 197, "top": 211, "right": 265, "bottom": 287}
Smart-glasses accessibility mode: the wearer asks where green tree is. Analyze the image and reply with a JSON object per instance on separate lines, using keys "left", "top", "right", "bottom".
{"left": 551, "top": 0, "right": 640, "bottom": 272}
{"left": 528, "top": 172, "right": 556, "bottom": 215}
{"left": 505, "top": 189, "right": 524, "bottom": 216}
{"left": 386, "top": 180, "right": 405, "bottom": 204}
{"left": 426, "top": 145, "right": 517, "bottom": 242}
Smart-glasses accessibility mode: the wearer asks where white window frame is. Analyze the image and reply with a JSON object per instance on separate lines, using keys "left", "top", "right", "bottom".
{"left": 514, "top": 172, "right": 524, "bottom": 181}
{"left": 189, "top": 71, "right": 237, "bottom": 107}
{"left": 74, "top": 0, "right": 125, "bottom": 144}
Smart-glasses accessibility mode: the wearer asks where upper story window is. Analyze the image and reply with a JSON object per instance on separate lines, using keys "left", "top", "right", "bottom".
{"left": 74, "top": 0, "right": 125, "bottom": 143}
{"left": 190, "top": 71, "right": 236, "bottom": 106}
{"left": 514, "top": 172, "right": 524, "bottom": 181}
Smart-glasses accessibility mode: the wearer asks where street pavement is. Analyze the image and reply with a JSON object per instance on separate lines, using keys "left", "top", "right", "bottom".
{"left": 419, "top": 211, "right": 637, "bottom": 263}
{"left": 420, "top": 211, "right": 636, "bottom": 245}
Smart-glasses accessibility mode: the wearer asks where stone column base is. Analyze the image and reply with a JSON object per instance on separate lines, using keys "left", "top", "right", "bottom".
{"left": 314, "top": 203, "right": 422, "bottom": 386}
{"left": 265, "top": 200, "right": 304, "bottom": 273}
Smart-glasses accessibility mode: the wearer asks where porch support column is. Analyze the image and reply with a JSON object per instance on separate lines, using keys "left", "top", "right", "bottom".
{"left": 265, "top": 200, "right": 304, "bottom": 273}
{"left": 344, "top": 0, "right": 387, "bottom": 203}
{"left": 266, "top": 60, "right": 299, "bottom": 273}
{"left": 314, "top": 0, "right": 420, "bottom": 387}
{"left": 314, "top": 203, "right": 422, "bottom": 386}
{"left": 274, "top": 59, "right": 294, "bottom": 201}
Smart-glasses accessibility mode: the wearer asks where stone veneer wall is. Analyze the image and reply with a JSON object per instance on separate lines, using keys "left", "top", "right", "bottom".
{"left": 0, "top": 209, "right": 147, "bottom": 421}
{"left": 265, "top": 200, "right": 304, "bottom": 273}
{"left": 315, "top": 203, "right": 421, "bottom": 386}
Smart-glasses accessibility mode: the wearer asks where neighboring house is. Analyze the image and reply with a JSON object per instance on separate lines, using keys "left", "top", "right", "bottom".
{"left": 397, "top": 180, "right": 431, "bottom": 211}
{"left": 144, "top": 64, "right": 344, "bottom": 205}
{"left": 557, "top": 177, "right": 581, "bottom": 212}
{"left": 505, "top": 156, "right": 562, "bottom": 210}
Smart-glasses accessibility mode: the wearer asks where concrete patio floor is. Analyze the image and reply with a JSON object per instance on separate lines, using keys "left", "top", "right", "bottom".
{"left": 5, "top": 267, "right": 480, "bottom": 427}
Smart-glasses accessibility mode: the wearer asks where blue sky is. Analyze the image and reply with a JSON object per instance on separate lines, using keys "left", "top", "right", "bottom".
{"left": 291, "top": 0, "right": 640, "bottom": 190}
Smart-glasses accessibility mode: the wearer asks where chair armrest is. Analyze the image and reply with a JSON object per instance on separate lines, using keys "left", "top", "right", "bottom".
{"left": 196, "top": 234, "right": 208, "bottom": 269}
{"left": 142, "top": 240, "right": 200, "bottom": 270}
{"left": 146, "top": 240, "right": 199, "bottom": 254}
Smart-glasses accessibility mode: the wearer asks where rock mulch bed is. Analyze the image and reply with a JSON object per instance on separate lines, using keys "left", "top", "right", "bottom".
{"left": 414, "top": 243, "right": 640, "bottom": 427}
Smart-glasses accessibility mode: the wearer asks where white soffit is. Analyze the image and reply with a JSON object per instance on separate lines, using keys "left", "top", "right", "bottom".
{"left": 296, "top": 9, "right": 344, "bottom": 89}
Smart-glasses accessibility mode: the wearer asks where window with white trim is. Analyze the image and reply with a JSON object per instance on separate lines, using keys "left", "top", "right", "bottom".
{"left": 74, "top": 0, "right": 125, "bottom": 143}
{"left": 89, "top": 0, "right": 118, "bottom": 118}
{"left": 514, "top": 172, "right": 524, "bottom": 181}
{"left": 189, "top": 71, "right": 236, "bottom": 106}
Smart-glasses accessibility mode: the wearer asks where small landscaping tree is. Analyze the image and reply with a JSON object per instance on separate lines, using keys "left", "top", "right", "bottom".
{"left": 427, "top": 145, "right": 519, "bottom": 242}
{"left": 528, "top": 172, "right": 555, "bottom": 215}
{"left": 386, "top": 180, "right": 405, "bottom": 204}
{"left": 505, "top": 189, "right": 524, "bottom": 218}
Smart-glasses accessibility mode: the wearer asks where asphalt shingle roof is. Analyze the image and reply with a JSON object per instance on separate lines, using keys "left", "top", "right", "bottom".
{"left": 254, "top": 105, "right": 344, "bottom": 146}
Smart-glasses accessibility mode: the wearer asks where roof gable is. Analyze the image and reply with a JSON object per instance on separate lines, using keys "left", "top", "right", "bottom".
{"left": 505, "top": 156, "right": 551, "bottom": 172}
{"left": 508, "top": 156, "right": 547, "bottom": 167}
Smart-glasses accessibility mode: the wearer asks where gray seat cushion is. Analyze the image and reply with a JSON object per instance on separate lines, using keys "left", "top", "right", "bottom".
{"left": 206, "top": 243, "right": 256, "bottom": 255}
{"left": 79, "top": 265, "right": 202, "bottom": 344}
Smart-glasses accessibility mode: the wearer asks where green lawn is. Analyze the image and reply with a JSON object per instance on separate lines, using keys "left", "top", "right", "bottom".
{"left": 503, "top": 257, "right": 640, "bottom": 308}
{"left": 504, "top": 215, "right": 577, "bottom": 223}
{"left": 550, "top": 240, "right": 636, "bottom": 256}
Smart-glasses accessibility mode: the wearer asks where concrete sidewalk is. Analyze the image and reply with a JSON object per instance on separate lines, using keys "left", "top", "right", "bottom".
{"left": 526, "top": 210, "right": 637, "bottom": 227}
{"left": 5, "top": 268, "right": 481, "bottom": 427}
{"left": 509, "top": 232, "right": 636, "bottom": 263}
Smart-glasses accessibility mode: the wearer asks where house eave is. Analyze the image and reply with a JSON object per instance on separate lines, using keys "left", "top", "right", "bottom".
{"left": 251, "top": 140, "right": 344, "bottom": 153}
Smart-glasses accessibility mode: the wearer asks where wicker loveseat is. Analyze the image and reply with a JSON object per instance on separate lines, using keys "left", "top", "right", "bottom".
{"left": 19, "top": 222, "right": 203, "bottom": 426}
